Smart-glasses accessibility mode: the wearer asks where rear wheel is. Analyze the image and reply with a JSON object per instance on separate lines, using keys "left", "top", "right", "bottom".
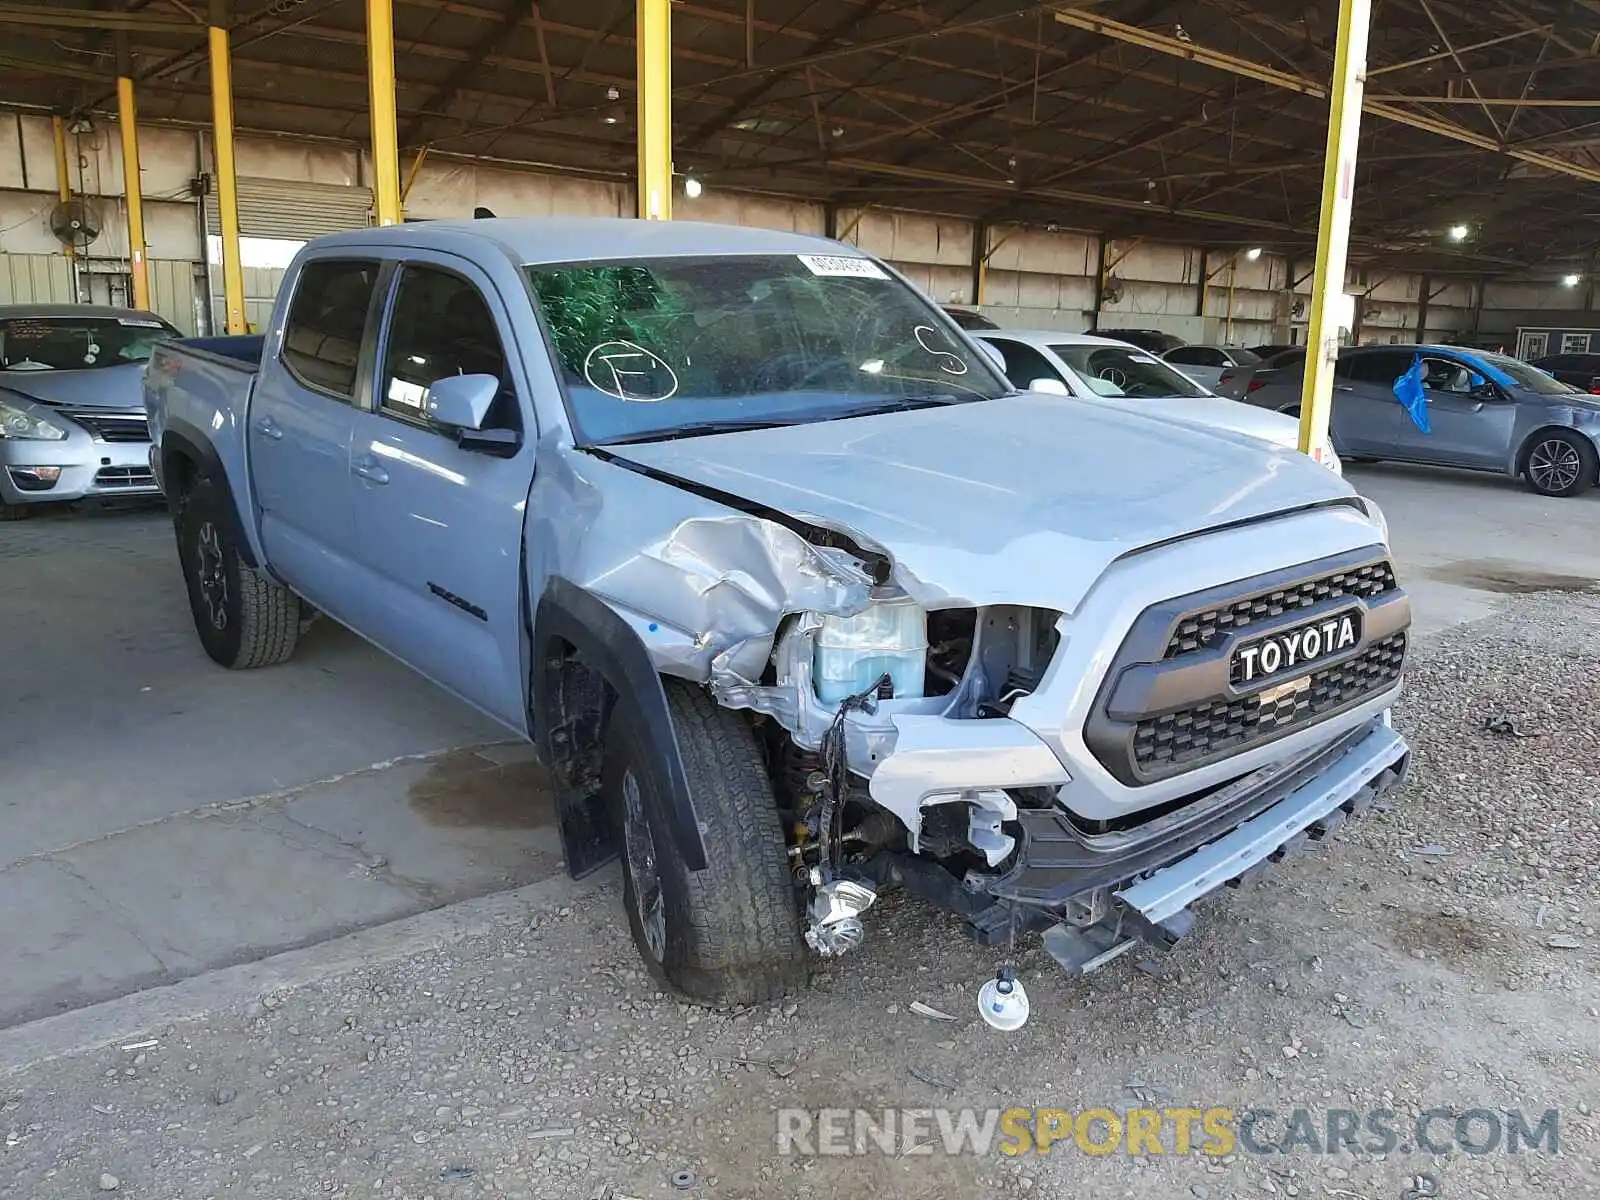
{"left": 1523, "top": 430, "right": 1595, "bottom": 498}
{"left": 176, "top": 474, "right": 300, "bottom": 668}
{"left": 602, "top": 680, "right": 806, "bottom": 1006}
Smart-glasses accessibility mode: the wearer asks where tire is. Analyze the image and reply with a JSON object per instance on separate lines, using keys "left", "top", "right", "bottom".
{"left": 1523, "top": 430, "right": 1596, "bottom": 498}
{"left": 602, "top": 680, "right": 806, "bottom": 1006}
{"left": 176, "top": 474, "right": 300, "bottom": 668}
{"left": 0, "top": 502, "right": 30, "bottom": 521}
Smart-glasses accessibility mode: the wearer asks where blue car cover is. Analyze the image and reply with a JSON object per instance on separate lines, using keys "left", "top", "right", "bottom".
{"left": 1392, "top": 354, "right": 1432, "bottom": 434}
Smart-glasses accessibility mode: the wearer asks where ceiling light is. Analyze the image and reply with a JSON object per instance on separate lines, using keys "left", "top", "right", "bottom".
{"left": 606, "top": 86, "right": 620, "bottom": 101}
{"left": 1245, "top": 246, "right": 1263, "bottom": 261}
{"left": 1447, "top": 224, "right": 1469, "bottom": 242}
{"left": 683, "top": 175, "right": 703, "bottom": 199}
{"left": 1562, "top": 272, "right": 1582, "bottom": 287}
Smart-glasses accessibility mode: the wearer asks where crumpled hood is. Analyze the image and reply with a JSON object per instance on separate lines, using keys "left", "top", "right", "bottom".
{"left": 0, "top": 362, "right": 147, "bottom": 411}
{"left": 609, "top": 394, "right": 1362, "bottom": 611}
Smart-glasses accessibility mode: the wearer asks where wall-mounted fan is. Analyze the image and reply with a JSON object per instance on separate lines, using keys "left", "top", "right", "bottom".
{"left": 1290, "top": 298, "right": 1307, "bottom": 319}
{"left": 1102, "top": 274, "right": 1125, "bottom": 305}
{"left": 49, "top": 199, "right": 102, "bottom": 250}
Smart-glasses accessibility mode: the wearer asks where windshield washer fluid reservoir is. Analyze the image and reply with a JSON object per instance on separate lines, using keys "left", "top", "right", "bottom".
{"left": 814, "top": 595, "right": 928, "bottom": 705}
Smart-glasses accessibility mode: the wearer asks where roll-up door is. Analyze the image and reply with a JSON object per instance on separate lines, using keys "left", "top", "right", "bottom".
{"left": 205, "top": 177, "right": 373, "bottom": 238}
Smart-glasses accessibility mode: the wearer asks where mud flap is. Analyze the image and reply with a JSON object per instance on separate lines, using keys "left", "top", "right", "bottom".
{"left": 558, "top": 788, "right": 617, "bottom": 878}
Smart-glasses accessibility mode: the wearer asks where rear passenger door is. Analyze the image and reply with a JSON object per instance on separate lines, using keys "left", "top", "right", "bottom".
{"left": 250, "top": 257, "right": 381, "bottom": 609}
{"left": 1336, "top": 350, "right": 1415, "bottom": 456}
{"left": 344, "top": 256, "right": 536, "bottom": 730}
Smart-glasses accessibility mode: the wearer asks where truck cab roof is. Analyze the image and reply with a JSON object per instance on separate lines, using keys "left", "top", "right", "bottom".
{"left": 309, "top": 217, "right": 847, "bottom": 267}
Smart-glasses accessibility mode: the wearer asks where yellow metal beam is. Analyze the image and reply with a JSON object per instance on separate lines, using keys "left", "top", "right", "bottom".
{"left": 1052, "top": 7, "right": 1600, "bottom": 186}
{"left": 51, "top": 115, "right": 75, "bottom": 266}
{"left": 117, "top": 75, "right": 151, "bottom": 311}
{"left": 635, "top": 0, "right": 672, "bottom": 219}
{"left": 1297, "top": 0, "right": 1371, "bottom": 457}
{"left": 367, "top": 0, "right": 402, "bottom": 225}
{"left": 400, "top": 144, "right": 430, "bottom": 205}
{"left": 209, "top": 21, "right": 247, "bottom": 335}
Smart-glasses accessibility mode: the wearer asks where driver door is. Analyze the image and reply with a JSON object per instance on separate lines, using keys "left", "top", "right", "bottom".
{"left": 343, "top": 255, "right": 537, "bottom": 730}
{"left": 1416, "top": 354, "right": 1518, "bottom": 469}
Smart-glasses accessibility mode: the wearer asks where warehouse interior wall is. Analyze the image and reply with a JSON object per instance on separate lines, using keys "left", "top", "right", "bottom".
{"left": 0, "top": 108, "right": 1586, "bottom": 350}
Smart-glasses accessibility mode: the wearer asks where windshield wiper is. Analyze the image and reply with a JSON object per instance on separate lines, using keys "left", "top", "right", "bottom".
{"left": 595, "top": 417, "right": 807, "bottom": 446}
{"left": 820, "top": 393, "right": 971, "bottom": 420}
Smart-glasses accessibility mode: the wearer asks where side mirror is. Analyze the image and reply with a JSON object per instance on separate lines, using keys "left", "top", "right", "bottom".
{"left": 975, "top": 341, "right": 1006, "bottom": 371}
{"left": 1029, "top": 377, "right": 1071, "bottom": 396}
{"left": 424, "top": 373, "right": 499, "bottom": 430}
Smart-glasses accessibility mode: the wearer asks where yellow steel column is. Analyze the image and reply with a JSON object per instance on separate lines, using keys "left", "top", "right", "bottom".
{"left": 116, "top": 39, "right": 151, "bottom": 311}
{"left": 366, "top": 0, "right": 402, "bottom": 225}
{"left": 209, "top": 3, "right": 246, "bottom": 334}
{"left": 1298, "top": 0, "right": 1372, "bottom": 455}
{"left": 635, "top": 0, "right": 672, "bottom": 220}
{"left": 51, "top": 116, "right": 76, "bottom": 269}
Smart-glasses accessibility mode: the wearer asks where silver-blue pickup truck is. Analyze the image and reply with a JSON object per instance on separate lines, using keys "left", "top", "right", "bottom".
{"left": 146, "top": 218, "right": 1411, "bottom": 1013}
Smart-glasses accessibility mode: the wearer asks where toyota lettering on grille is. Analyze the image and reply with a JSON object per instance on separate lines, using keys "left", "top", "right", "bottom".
{"left": 1233, "top": 610, "right": 1361, "bottom": 684}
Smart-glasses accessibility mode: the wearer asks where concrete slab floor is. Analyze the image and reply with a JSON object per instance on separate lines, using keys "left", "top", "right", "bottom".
{"left": 0, "top": 506, "right": 558, "bottom": 1028}
{"left": 1, "top": 462, "right": 1596, "bottom": 1028}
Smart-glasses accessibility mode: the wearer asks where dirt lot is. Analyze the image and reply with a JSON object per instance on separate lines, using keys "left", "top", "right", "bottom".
{"left": 3, "top": 589, "right": 1596, "bottom": 1200}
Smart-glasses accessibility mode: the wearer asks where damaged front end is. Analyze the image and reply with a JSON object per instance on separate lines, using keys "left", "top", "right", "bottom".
{"left": 532, "top": 438, "right": 1410, "bottom": 998}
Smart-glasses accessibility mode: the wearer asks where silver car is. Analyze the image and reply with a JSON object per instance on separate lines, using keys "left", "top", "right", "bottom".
{"left": 0, "top": 304, "right": 177, "bottom": 519}
{"left": 1161, "top": 344, "right": 1262, "bottom": 391}
{"left": 1241, "top": 343, "right": 1600, "bottom": 498}
{"left": 974, "top": 329, "right": 1341, "bottom": 471}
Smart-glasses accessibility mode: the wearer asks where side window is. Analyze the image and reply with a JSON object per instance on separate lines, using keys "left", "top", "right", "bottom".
{"left": 1420, "top": 356, "right": 1473, "bottom": 393}
{"left": 1562, "top": 333, "right": 1592, "bottom": 354}
{"left": 1344, "top": 352, "right": 1409, "bottom": 384}
{"left": 281, "top": 259, "right": 380, "bottom": 399}
{"left": 380, "top": 266, "right": 518, "bottom": 433}
{"left": 1164, "top": 346, "right": 1203, "bottom": 365}
{"left": 988, "top": 339, "right": 1063, "bottom": 391}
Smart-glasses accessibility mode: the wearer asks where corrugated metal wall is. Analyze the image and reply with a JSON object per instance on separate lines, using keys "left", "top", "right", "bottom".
{"left": 0, "top": 253, "right": 76, "bottom": 305}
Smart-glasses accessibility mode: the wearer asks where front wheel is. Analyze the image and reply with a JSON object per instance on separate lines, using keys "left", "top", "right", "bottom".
{"left": 602, "top": 680, "right": 806, "bottom": 1006}
{"left": 1523, "top": 431, "right": 1596, "bottom": 498}
{"left": 176, "top": 475, "right": 301, "bottom": 668}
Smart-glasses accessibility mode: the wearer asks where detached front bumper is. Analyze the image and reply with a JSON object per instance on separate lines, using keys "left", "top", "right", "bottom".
{"left": 0, "top": 428, "right": 158, "bottom": 506}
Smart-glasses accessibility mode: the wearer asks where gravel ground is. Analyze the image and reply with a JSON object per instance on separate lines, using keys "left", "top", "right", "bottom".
{"left": 4, "top": 591, "right": 1598, "bottom": 1200}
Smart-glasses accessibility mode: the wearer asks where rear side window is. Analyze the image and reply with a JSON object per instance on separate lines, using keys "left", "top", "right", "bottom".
{"left": 1343, "top": 351, "right": 1411, "bottom": 384}
{"left": 1166, "top": 346, "right": 1224, "bottom": 366}
{"left": 984, "top": 338, "right": 1063, "bottom": 391}
{"left": 281, "top": 259, "right": 380, "bottom": 399}
{"left": 379, "top": 265, "right": 518, "bottom": 433}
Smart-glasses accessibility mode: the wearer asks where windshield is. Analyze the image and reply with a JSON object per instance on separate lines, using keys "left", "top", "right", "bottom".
{"left": 1049, "top": 344, "right": 1212, "bottom": 399}
{"left": 1472, "top": 351, "right": 1580, "bottom": 395}
{"left": 525, "top": 254, "right": 1008, "bottom": 444}
{"left": 0, "top": 315, "right": 177, "bottom": 371}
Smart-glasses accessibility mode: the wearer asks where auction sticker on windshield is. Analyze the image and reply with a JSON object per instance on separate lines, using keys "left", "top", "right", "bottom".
{"left": 797, "top": 254, "right": 888, "bottom": 280}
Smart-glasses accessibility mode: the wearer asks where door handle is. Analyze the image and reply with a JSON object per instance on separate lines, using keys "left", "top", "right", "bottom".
{"left": 1333, "top": 384, "right": 1355, "bottom": 392}
{"left": 352, "top": 455, "right": 390, "bottom": 485}
{"left": 254, "top": 415, "right": 284, "bottom": 440}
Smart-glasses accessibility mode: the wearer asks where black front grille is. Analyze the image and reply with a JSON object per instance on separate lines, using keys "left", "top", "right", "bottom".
{"left": 65, "top": 411, "right": 151, "bottom": 443}
{"left": 1165, "top": 560, "right": 1397, "bottom": 658}
{"left": 1133, "top": 633, "right": 1407, "bottom": 774}
{"left": 94, "top": 465, "right": 156, "bottom": 488}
